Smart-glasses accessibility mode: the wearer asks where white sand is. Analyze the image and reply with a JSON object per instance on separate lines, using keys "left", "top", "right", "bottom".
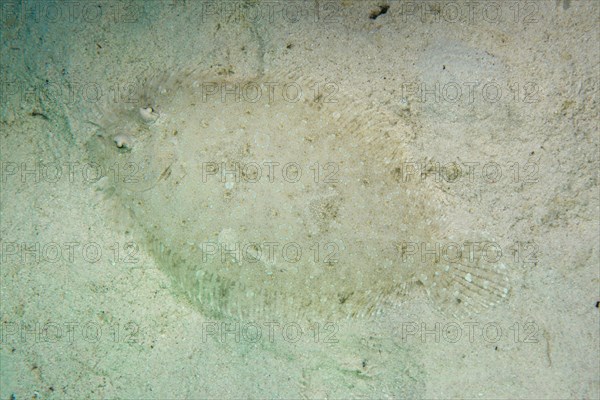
{"left": 1, "top": 1, "right": 598, "bottom": 398}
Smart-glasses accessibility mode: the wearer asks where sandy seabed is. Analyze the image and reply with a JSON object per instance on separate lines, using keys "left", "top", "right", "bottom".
{"left": 1, "top": 1, "right": 598, "bottom": 399}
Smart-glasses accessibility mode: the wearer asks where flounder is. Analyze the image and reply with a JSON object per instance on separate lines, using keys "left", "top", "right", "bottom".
{"left": 86, "top": 66, "right": 510, "bottom": 322}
